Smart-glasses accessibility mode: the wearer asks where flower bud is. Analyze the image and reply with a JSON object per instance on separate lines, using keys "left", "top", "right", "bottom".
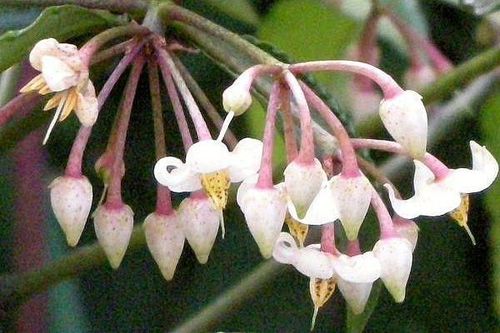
{"left": 373, "top": 237, "right": 413, "bottom": 303}
{"left": 93, "top": 204, "right": 134, "bottom": 269}
{"left": 284, "top": 159, "right": 327, "bottom": 219}
{"left": 330, "top": 173, "right": 372, "bottom": 240}
{"left": 337, "top": 279, "right": 373, "bottom": 315}
{"left": 379, "top": 90, "right": 428, "bottom": 159}
{"left": 237, "top": 184, "right": 287, "bottom": 258}
{"left": 178, "top": 194, "right": 220, "bottom": 264}
{"left": 393, "top": 216, "right": 419, "bottom": 252}
{"left": 143, "top": 212, "right": 185, "bottom": 281}
{"left": 222, "top": 84, "right": 252, "bottom": 115}
{"left": 49, "top": 175, "right": 93, "bottom": 247}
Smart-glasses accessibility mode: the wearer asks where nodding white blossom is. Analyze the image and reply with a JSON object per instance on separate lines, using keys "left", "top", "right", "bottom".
{"left": 143, "top": 212, "right": 185, "bottom": 281}
{"left": 222, "top": 84, "right": 253, "bottom": 115}
{"left": 284, "top": 159, "right": 327, "bottom": 219}
{"left": 373, "top": 237, "right": 413, "bottom": 303}
{"left": 237, "top": 176, "right": 288, "bottom": 258}
{"left": 337, "top": 279, "right": 373, "bottom": 315}
{"left": 330, "top": 252, "right": 381, "bottom": 284}
{"left": 21, "top": 38, "right": 98, "bottom": 144}
{"left": 385, "top": 141, "right": 499, "bottom": 219}
{"left": 393, "top": 216, "right": 419, "bottom": 252}
{"left": 49, "top": 175, "right": 93, "bottom": 247}
{"left": 272, "top": 233, "right": 335, "bottom": 279}
{"left": 93, "top": 204, "right": 134, "bottom": 269}
{"left": 379, "top": 90, "right": 428, "bottom": 159}
{"left": 178, "top": 194, "right": 220, "bottom": 264}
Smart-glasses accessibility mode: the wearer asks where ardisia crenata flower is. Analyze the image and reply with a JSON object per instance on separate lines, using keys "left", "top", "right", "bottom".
{"left": 393, "top": 216, "right": 419, "bottom": 251}
{"left": 385, "top": 141, "right": 499, "bottom": 219}
{"left": 20, "top": 38, "right": 98, "bottom": 144}
{"left": 49, "top": 175, "right": 93, "bottom": 247}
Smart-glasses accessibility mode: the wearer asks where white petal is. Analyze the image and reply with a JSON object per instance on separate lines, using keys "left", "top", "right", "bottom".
{"left": 379, "top": 90, "right": 428, "bottom": 159}
{"left": 228, "top": 138, "right": 263, "bottom": 182}
{"left": 41, "top": 55, "right": 80, "bottom": 91}
{"left": 185, "top": 140, "right": 231, "bottom": 173}
{"left": 442, "top": 141, "right": 499, "bottom": 193}
{"left": 272, "top": 232, "right": 299, "bottom": 264}
{"left": 284, "top": 159, "right": 327, "bottom": 218}
{"left": 373, "top": 238, "right": 413, "bottom": 303}
{"left": 288, "top": 181, "right": 339, "bottom": 225}
{"left": 238, "top": 185, "right": 287, "bottom": 258}
{"left": 337, "top": 279, "right": 373, "bottom": 315}
{"left": 412, "top": 160, "right": 436, "bottom": 195}
{"left": 154, "top": 156, "right": 201, "bottom": 192}
{"left": 331, "top": 252, "right": 381, "bottom": 283}
{"left": 294, "top": 244, "right": 335, "bottom": 279}
{"left": 330, "top": 173, "right": 372, "bottom": 240}
{"left": 29, "top": 38, "right": 63, "bottom": 70}
{"left": 75, "top": 80, "right": 98, "bottom": 126}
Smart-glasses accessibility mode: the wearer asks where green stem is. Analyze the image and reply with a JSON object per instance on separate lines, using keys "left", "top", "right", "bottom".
{"left": 1, "top": 0, "right": 148, "bottom": 15}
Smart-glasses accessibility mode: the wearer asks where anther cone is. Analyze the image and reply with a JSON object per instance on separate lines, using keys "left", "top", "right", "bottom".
{"left": 93, "top": 204, "right": 134, "bottom": 269}
{"left": 143, "top": 212, "right": 185, "bottom": 281}
{"left": 373, "top": 237, "right": 413, "bottom": 303}
{"left": 237, "top": 185, "right": 287, "bottom": 258}
{"left": 337, "top": 278, "right": 373, "bottom": 314}
{"left": 49, "top": 175, "right": 93, "bottom": 247}
{"left": 179, "top": 195, "right": 220, "bottom": 264}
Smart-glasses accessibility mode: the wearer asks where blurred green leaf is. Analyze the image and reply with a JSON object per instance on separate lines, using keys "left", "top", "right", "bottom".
{"left": 0, "top": 7, "right": 41, "bottom": 34}
{"left": 202, "top": 0, "right": 259, "bottom": 26}
{"left": 0, "top": 5, "right": 126, "bottom": 72}
{"left": 346, "top": 281, "right": 381, "bottom": 333}
{"left": 480, "top": 89, "right": 500, "bottom": 318}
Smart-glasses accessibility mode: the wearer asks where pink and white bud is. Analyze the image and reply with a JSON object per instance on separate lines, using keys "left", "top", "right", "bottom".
{"left": 379, "top": 90, "right": 428, "bottom": 159}
{"left": 143, "top": 212, "right": 185, "bottom": 281}
{"left": 404, "top": 64, "right": 436, "bottom": 92}
{"left": 337, "top": 279, "right": 373, "bottom": 315}
{"left": 284, "top": 159, "right": 327, "bottom": 219}
{"left": 237, "top": 182, "right": 287, "bottom": 258}
{"left": 93, "top": 204, "right": 134, "bottom": 269}
{"left": 222, "top": 83, "right": 252, "bottom": 116}
{"left": 330, "top": 173, "right": 372, "bottom": 240}
{"left": 393, "top": 216, "right": 419, "bottom": 252}
{"left": 49, "top": 175, "right": 93, "bottom": 247}
{"left": 373, "top": 237, "right": 413, "bottom": 303}
{"left": 178, "top": 194, "right": 220, "bottom": 264}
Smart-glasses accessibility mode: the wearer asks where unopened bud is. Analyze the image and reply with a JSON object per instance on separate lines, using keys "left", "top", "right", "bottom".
{"left": 222, "top": 84, "right": 252, "bottom": 115}
{"left": 49, "top": 175, "right": 93, "bottom": 247}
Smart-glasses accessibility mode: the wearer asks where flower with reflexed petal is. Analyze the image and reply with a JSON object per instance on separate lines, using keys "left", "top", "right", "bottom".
{"left": 385, "top": 141, "right": 498, "bottom": 219}
{"left": 20, "top": 38, "right": 98, "bottom": 143}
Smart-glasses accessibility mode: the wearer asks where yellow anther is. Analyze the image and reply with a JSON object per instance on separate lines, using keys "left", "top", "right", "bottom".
{"left": 285, "top": 213, "right": 309, "bottom": 247}
{"left": 19, "top": 74, "right": 47, "bottom": 93}
{"left": 309, "top": 277, "right": 336, "bottom": 331}
{"left": 449, "top": 194, "right": 476, "bottom": 245}
{"left": 201, "top": 170, "right": 231, "bottom": 238}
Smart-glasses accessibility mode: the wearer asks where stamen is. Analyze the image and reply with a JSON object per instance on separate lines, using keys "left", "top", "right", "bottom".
{"left": 98, "top": 183, "right": 109, "bottom": 207}
{"left": 19, "top": 74, "right": 47, "bottom": 93}
{"left": 309, "top": 277, "right": 336, "bottom": 331}
{"left": 285, "top": 213, "right": 309, "bottom": 247}
{"left": 59, "top": 88, "right": 78, "bottom": 121}
{"left": 449, "top": 195, "right": 476, "bottom": 245}
{"left": 43, "top": 91, "right": 68, "bottom": 145}
{"left": 201, "top": 170, "right": 231, "bottom": 211}
{"left": 216, "top": 111, "right": 234, "bottom": 142}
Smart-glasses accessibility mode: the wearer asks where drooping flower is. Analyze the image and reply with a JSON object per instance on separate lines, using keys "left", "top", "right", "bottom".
{"left": 20, "top": 38, "right": 98, "bottom": 143}
{"left": 385, "top": 141, "right": 498, "bottom": 219}
{"left": 379, "top": 90, "right": 428, "bottom": 159}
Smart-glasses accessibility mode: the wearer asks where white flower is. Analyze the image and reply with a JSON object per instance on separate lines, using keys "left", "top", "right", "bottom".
{"left": 331, "top": 252, "right": 381, "bottom": 284}
{"left": 154, "top": 138, "right": 262, "bottom": 209}
{"left": 49, "top": 175, "right": 93, "bottom": 247}
{"left": 379, "top": 90, "right": 428, "bottom": 159}
{"left": 237, "top": 176, "right": 287, "bottom": 258}
{"left": 222, "top": 84, "right": 253, "bottom": 115}
{"left": 373, "top": 237, "right": 413, "bottom": 303}
{"left": 393, "top": 216, "right": 419, "bottom": 252}
{"left": 385, "top": 141, "right": 498, "bottom": 219}
{"left": 272, "top": 233, "right": 334, "bottom": 279}
{"left": 337, "top": 279, "right": 373, "bottom": 315}
{"left": 21, "top": 38, "right": 98, "bottom": 144}
{"left": 143, "top": 212, "right": 185, "bottom": 281}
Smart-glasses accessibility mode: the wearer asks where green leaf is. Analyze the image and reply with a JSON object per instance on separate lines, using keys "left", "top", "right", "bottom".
{"left": 202, "top": 0, "right": 260, "bottom": 26}
{"left": 0, "top": 5, "right": 127, "bottom": 72}
{"left": 346, "top": 281, "right": 382, "bottom": 333}
{"left": 479, "top": 90, "right": 500, "bottom": 318}
{"left": 0, "top": 7, "right": 41, "bottom": 34}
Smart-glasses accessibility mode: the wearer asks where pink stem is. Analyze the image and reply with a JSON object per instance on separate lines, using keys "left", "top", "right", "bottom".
{"left": 290, "top": 61, "right": 403, "bottom": 98}
{"left": 106, "top": 56, "right": 145, "bottom": 207}
{"left": 347, "top": 239, "right": 361, "bottom": 256}
{"left": 256, "top": 82, "right": 281, "bottom": 189}
{"left": 350, "top": 138, "right": 450, "bottom": 179}
{"left": 371, "top": 189, "right": 397, "bottom": 239}
{"left": 299, "top": 82, "right": 359, "bottom": 176}
{"left": 283, "top": 71, "right": 315, "bottom": 164}
{"left": 356, "top": 10, "right": 381, "bottom": 91}
{"left": 320, "top": 223, "right": 339, "bottom": 256}
{"left": 280, "top": 86, "right": 298, "bottom": 163}
{"left": 0, "top": 92, "right": 40, "bottom": 128}
{"left": 154, "top": 42, "right": 211, "bottom": 140}
{"left": 158, "top": 59, "right": 193, "bottom": 153}
{"left": 64, "top": 43, "right": 144, "bottom": 178}
{"left": 385, "top": 10, "right": 453, "bottom": 73}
